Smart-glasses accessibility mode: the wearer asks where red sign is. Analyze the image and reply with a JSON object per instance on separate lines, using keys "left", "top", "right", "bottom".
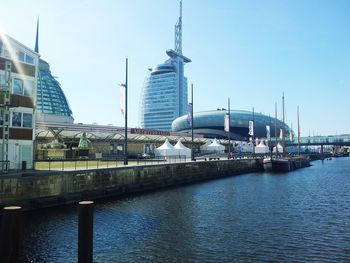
{"left": 130, "top": 128, "right": 170, "bottom": 136}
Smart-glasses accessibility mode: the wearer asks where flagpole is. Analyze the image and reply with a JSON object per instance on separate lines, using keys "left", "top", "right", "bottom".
{"left": 282, "top": 93, "right": 286, "bottom": 158}
{"left": 191, "top": 83, "right": 194, "bottom": 161}
{"left": 227, "top": 98, "right": 231, "bottom": 158}
{"left": 269, "top": 114, "right": 272, "bottom": 158}
{"left": 275, "top": 102, "right": 278, "bottom": 158}
{"left": 252, "top": 107, "right": 255, "bottom": 158}
{"left": 297, "top": 106, "right": 300, "bottom": 157}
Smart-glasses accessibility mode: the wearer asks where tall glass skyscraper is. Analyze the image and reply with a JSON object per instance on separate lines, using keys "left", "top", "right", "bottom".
{"left": 139, "top": 0, "right": 191, "bottom": 131}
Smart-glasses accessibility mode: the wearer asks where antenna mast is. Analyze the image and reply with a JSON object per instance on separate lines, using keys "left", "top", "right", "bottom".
{"left": 175, "top": 0, "right": 182, "bottom": 54}
{"left": 35, "top": 17, "right": 39, "bottom": 53}
{"left": 282, "top": 93, "right": 286, "bottom": 158}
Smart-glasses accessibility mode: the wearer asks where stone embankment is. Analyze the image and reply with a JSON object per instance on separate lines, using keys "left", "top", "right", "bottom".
{"left": 0, "top": 159, "right": 263, "bottom": 210}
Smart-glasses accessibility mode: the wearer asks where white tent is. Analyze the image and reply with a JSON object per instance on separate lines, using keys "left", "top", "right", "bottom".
{"left": 239, "top": 141, "right": 254, "bottom": 153}
{"left": 255, "top": 140, "right": 269, "bottom": 154}
{"left": 154, "top": 139, "right": 177, "bottom": 157}
{"left": 206, "top": 138, "right": 225, "bottom": 153}
{"left": 174, "top": 140, "right": 191, "bottom": 159}
{"left": 200, "top": 139, "right": 212, "bottom": 152}
{"left": 273, "top": 142, "right": 283, "bottom": 153}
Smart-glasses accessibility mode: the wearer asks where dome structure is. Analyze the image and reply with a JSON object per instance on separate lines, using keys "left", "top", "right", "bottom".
{"left": 172, "top": 109, "right": 293, "bottom": 140}
{"left": 34, "top": 19, "right": 73, "bottom": 124}
{"left": 36, "top": 59, "right": 73, "bottom": 124}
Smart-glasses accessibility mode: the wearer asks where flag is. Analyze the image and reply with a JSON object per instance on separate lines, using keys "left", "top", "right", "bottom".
{"left": 224, "top": 113, "right": 230, "bottom": 132}
{"left": 266, "top": 125, "right": 270, "bottom": 139}
{"left": 289, "top": 130, "right": 293, "bottom": 142}
{"left": 280, "top": 128, "right": 283, "bottom": 139}
{"left": 187, "top": 103, "right": 193, "bottom": 126}
{"left": 120, "top": 85, "right": 125, "bottom": 115}
{"left": 248, "top": 121, "right": 254, "bottom": 136}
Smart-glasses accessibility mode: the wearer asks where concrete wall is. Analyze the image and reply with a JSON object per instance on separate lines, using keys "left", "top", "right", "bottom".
{"left": 0, "top": 159, "right": 263, "bottom": 210}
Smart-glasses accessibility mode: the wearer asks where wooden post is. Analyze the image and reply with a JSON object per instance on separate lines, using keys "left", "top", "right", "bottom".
{"left": 78, "top": 201, "right": 94, "bottom": 263}
{"left": 0, "top": 206, "right": 22, "bottom": 263}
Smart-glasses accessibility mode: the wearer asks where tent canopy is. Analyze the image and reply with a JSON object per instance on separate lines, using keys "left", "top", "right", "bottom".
{"left": 255, "top": 140, "right": 269, "bottom": 154}
{"left": 174, "top": 139, "right": 191, "bottom": 158}
{"left": 155, "top": 139, "right": 177, "bottom": 157}
{"left": 205, "top": 138, "right": 225, "bottom": 153}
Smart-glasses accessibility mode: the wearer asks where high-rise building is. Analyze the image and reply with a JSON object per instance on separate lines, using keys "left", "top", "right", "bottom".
{"left": 0, "top": 33, "right": 39, "bottom": 171}
{"left": 139, "top": 0, "right": 191, "bottom": 131}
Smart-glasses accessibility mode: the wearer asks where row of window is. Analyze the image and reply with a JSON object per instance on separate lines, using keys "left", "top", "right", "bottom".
{"left": 0, "top": 42, "right": 35, "bottom": 65}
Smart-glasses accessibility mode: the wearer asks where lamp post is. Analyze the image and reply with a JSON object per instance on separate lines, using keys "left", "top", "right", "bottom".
{"left": 227, "top": 98, "right": 231, "bottom": 158}
{"left": 191, "top": 83, "right": 194, "bottom": 161}
{"left": 119, "top": 58, "right": 128, "bottom": 165}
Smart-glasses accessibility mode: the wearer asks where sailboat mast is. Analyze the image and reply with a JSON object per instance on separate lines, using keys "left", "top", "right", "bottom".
{"left": 297, "top": 106, "right": 301, "bottom": 157}
{"left": 275, "top": 102, "right": 278, "bottom": 157}
{"left": 228, "top": 98, "right": 231, "bottom": 157}
{"left": 282, "top": 93, "right": 286, "bottom": 158}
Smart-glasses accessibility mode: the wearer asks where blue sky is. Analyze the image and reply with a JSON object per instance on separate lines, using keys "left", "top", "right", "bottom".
{"left": 1, "top": 0, "right": 349, "bottom": 136}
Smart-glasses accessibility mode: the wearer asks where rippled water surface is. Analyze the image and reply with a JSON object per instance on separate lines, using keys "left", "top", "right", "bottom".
{"left": 22, "top": 157, "right": 350, "bottom": 262}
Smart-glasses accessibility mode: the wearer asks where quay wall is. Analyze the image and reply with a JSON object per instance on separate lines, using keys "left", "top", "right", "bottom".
{"left": 0, "top": 159, "right": 263, "bottom": 210}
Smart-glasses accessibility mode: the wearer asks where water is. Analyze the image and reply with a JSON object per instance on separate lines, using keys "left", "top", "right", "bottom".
{"left": 21, "top": 157, "right": 350, "bottom": 262}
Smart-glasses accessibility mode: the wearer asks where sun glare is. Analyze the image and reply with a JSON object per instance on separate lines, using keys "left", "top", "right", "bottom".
{"left": 0, "top": 32, "right": 26, "bottom": 78}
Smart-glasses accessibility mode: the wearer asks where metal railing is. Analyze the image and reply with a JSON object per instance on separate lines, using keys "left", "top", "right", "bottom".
{"left": 35, "top": 155, "right": 190, "bottom": 171}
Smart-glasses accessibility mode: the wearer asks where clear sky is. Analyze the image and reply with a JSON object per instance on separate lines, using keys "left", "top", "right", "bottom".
{"left": 1, "top": 0, "right": 349, "bottom": 136}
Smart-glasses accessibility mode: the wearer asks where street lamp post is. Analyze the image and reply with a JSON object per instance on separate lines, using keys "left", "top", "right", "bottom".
{"left": 119, "top": 58, "right": 128, "bottom": 165}
{"left": 124, "top": 58, "right": 128, "bottom": 165}
{"left": 191, "top": 83, "right": 194, "bottom": 161}
{"left": 227, "top": 98, "right": 231, "bottom": 158}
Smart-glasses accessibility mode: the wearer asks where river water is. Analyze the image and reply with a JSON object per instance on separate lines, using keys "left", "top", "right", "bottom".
{"left": 21, "top": 157, "right": 350, "bottom": 262}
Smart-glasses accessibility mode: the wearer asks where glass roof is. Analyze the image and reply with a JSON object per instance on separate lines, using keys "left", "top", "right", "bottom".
{"left": 36, "top": 59, "right": 73, "bottom": 117}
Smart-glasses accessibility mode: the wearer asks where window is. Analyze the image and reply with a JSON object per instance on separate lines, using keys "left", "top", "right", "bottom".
{"left": 0, "top": 74, "right": 4, "bottom": 86}
{"left": 24, "top": 80, "right": 34, "bottom": 96}
{"left": 0, "top": 109, "right": 3, "bottom": 125}
{"left": 22, "top": 113, "right": 33, "bottom": 128}
{"left": 25, "top": 55, "right": 34, "bottom": 64}
{"left": 12, "top": 112, "right": 22, "bottom": 127}
{"left": 13, "top": 78, "right": 23, "bottom": 95}
{"left": 11, "top": 112, "right": 33, "bottom": 128}
{"left": 17, "top": 51, "right": 25, "bottom": 62}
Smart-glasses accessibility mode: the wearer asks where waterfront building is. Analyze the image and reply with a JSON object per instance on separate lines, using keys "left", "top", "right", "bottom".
{"left": 35, "top": 20, "right": 74, "bottom": 124}
{"left": 0, "top": 33, "right": 39, "bottom": 170}
{"left": 172, "top": 109, "right": 293, "bottom": 140}
{"left": 139, "top": 0, "right": 191, "bottom": 131}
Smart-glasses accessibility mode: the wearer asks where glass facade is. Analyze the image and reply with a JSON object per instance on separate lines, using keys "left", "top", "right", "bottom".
{"left": 36, "top": 59, "right": 73, "bottom": 123}
{"left": 139, "top": 52, "right": 189, "bottom": 131}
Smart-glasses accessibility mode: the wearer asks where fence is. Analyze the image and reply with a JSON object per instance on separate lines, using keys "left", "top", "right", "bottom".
{"left": 35, "top": 155, "right": 189, "bottom": 171}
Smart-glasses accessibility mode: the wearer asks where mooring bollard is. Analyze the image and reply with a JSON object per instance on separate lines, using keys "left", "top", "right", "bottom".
{"left": 0, "top": 206, "right": 22, "bottom": 263}
{"left": 78, "top": 201, "right": 94, "bottom": 263}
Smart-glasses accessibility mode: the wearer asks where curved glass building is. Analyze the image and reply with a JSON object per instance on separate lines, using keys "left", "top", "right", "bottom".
{"left": 33, "top": 19, "right": 73, "bottom": 124}
{"left": 172, "top": 110, "right": 293, "bottom": 140}
{"left": 139, "top": 51, "right": 190, "bottom": 131}
{"left": 36, "top": 59, "right": 73, "bottom": 123}
{"left": 139, "top": 0, "right": 190, "bottom": 131}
